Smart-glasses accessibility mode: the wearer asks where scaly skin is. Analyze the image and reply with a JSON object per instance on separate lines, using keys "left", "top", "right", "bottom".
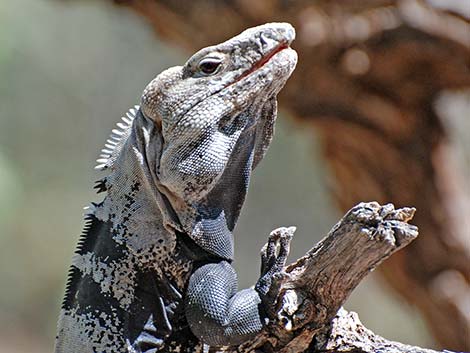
{"left": 55, "top": 22, "right": 297, "bottom": 352}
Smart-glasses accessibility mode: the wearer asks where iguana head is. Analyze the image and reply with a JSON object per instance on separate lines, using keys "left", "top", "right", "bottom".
{"left": 140, "top": 23, "right": 297, "bottom": 258}
{"left": 141, "top": 22, "right": 296, "bottom": 133}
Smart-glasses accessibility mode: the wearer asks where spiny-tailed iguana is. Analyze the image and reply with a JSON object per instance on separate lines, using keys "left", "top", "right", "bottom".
{"left": 55, "top": 22, "right": 297, "bottom": 352}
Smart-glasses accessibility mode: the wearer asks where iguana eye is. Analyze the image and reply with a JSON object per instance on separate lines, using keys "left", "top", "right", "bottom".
{"left": 198, "top": 57, "right": 222, "bottom": 75}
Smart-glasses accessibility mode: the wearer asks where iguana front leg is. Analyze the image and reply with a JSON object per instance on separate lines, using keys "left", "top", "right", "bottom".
{"left": 185, "top": 231, "right": 293, "bottom": 346}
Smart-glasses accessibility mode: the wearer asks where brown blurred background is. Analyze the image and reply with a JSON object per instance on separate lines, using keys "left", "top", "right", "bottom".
{"left": 0, "top": 1, "right": 468, "bottom": 352}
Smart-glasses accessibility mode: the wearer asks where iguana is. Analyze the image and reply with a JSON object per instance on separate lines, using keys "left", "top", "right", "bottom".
{"left": 55, "top": 22, "right": 297, "bottom": 352}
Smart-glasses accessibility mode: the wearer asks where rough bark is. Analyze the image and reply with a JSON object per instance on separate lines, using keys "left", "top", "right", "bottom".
{"left": 101, "top": 1, "right": 469, "bottom": 350}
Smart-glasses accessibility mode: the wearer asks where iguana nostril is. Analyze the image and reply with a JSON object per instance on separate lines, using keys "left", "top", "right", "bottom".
{"left": 259, "top": 32, "right": 269, "bottom": 48}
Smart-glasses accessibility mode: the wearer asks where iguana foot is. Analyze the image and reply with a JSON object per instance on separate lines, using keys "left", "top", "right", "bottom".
{"left": 255, "top": 227, "right": 295, "bottom": 297}
{"left": 129, "top": 312, "right": 166, "bottom": 353}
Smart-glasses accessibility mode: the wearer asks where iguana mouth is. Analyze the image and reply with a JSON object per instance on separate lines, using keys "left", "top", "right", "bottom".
{"left": 236, "top": 43, "right": 291, "bottom": 83}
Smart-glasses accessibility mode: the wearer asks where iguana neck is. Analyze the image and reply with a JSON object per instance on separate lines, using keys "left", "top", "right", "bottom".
{"left": 98, "top": 105, "right": 262, "bottom": 262}
{"left": 92, "top": 108, "right": 179, "bottom": 271}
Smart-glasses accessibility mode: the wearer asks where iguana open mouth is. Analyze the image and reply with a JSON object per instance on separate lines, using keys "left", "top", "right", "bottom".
{"left": 237, "top": 43, "right": 291, "bottom": 82}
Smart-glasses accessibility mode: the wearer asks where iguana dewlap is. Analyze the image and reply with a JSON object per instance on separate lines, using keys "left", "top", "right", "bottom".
{"left": 55, "top": 22, "right": 297, "bottom": 352}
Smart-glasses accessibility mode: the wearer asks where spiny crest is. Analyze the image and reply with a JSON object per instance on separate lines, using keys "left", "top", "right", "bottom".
{"left": 94, "top": 105, "right": 139, "bottom": 171}
{"left": 61, "top": 266, "right": 78, "bottom": 309}
{"left": 61, "top": 212, "right": 97, "bottom": 309}
{"left": 94, "top": 178, "right": 107, "bottom": 193}
{"left": 74, "top": 212, "right": 95, "bottom": 255}
{"left": 64, "top": 106, "right": 140, "bottom": 307}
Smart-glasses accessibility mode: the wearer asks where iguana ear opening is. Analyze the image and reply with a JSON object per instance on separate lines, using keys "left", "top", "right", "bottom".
{"left": 152, "top": 112, "right": 163, "bottom": 131}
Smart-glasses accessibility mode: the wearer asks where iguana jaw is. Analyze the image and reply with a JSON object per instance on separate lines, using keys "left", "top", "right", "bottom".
{"left": 233, "top": 38, "right": 294, "bottom": 84}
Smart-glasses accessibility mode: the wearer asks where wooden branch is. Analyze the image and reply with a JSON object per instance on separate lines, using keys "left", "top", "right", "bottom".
{"left": 314, "top": 308, "right": 438, "bottom": 353}
{"left": 198, "top": 202, "right": 444, "bottom": 353}
{"left": 280, "top": 202, "right": 417, "bottom": 327}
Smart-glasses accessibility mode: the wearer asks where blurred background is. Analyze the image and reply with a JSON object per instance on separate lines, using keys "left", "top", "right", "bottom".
{"left": 0, "top": 1, "right": 468, "bottom": 352}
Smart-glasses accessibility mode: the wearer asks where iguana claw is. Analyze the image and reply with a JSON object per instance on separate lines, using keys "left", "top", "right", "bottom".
{"left": 256, "top": 227, "right": 295, "bottom": 297}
